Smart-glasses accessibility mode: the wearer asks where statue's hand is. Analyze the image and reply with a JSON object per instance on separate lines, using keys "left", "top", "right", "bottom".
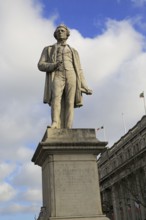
{"left": 50, "top": 62, "right": 62, "bottom": 71}
{"left": 86, "top": 89, "right": 92, "bottom": 95}
{"left": 81, "top": 88, "right": 93, "bottom": 95}
{"left": 55, "top": 61, "right": 63, "bottom": 70}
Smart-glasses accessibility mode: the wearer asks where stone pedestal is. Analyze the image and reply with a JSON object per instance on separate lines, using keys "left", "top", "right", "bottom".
{"left": 32, "top": 128, "right": 109, "bottom": 220}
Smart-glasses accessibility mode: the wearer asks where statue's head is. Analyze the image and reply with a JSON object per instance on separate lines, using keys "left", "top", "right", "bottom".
{"left": 54, "top": 24, "right": 70, "bottom": 40}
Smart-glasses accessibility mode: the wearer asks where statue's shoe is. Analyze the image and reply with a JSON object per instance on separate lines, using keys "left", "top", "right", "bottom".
{"left": 50, "top": 122, "right": 58, "bottom": 129}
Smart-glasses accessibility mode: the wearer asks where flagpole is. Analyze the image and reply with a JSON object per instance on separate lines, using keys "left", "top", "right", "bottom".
{"left": 143, "top": 96, "right": 146, "bottom": 115}
{"left": 139, "top": 92, "right": 146, "bottom": 115}
{"left": 103, "top": 126, "right": 107, "bottom": 141}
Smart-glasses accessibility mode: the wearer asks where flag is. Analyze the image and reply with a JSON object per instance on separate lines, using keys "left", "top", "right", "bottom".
{"left": 97, "top": 126, "right": 104, "bottom": 131}
{"left": 139, "top": 92, "right": 144, "bottom": 98}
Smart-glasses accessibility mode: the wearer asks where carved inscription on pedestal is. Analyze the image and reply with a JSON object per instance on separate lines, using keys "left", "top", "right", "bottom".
{"left": 54, "top": 155, "right": 101, "bottom": 217}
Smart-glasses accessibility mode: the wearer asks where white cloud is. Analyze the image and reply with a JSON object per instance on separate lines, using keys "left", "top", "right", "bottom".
{"left": 131, "top": 0, "right": 146, "bottom": 7}
{"left": 12, "top": 162, "right": 41, "bottom": 188}
{"left": 0, "top": 203, "right": 39, "bottom": 215}
{"left": 17, "top": 147, "right": 34, "bottom": 161}
{"left": 67, "top": 19, "right": 144, "bottom": 99}
{"left": 22, "top": 188, "right": 42, "bottom": 202}
{"left": 0, "top": 183, "right": 16, "bottom": 202}
{"left": 0, "top": 163, "right": 15, "bottom": 181}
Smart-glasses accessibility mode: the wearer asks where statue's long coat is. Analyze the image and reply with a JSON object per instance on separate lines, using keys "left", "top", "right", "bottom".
{"left": 38, "top": 44, "right": 88, "bottom": 107}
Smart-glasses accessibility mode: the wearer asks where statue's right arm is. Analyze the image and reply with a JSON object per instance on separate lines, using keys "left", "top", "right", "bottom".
{"left": 38, "top": 47, "right": 57, "bottom": 73}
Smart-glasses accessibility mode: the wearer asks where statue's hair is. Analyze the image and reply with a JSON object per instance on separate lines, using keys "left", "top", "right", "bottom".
{"left": 54, "top": 24, "right": 70, "bottom": 39}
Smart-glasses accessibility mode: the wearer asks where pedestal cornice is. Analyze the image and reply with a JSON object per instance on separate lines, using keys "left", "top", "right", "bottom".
{"left": 32, "top": 128, "right": 107, "bottom": 166}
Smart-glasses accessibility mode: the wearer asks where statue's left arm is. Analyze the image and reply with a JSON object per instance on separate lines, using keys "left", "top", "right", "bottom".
{"left": 73, "top": 49, "right": 92, "bottom": 95}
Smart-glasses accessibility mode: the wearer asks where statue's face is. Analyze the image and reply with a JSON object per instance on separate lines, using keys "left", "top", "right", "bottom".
{"left": 55, "top": 27, "right": 68, "bottom": 41}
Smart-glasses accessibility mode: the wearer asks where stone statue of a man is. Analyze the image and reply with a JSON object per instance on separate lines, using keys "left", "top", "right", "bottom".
{"left": 38, "top": 24, "right": 92, "bottom": 128}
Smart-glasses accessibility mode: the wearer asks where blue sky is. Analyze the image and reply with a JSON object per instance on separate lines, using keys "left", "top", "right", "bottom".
{"left": 0, "top": 0, "right": 146, "bottom": 220}
{"left": 40, "top": 0, "right": 146, "bottom": 37}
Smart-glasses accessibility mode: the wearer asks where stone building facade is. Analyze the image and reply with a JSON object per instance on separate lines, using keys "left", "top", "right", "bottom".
{"left": 98, "top": 116, "right": 146, "bottom": 220}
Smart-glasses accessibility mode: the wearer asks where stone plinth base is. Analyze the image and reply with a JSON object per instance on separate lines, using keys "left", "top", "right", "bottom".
{"left": 49, "top": 215, "right": 109, "bottom": 220}
{"left": 32, "top": 129, "right": 109, "bottom": 220}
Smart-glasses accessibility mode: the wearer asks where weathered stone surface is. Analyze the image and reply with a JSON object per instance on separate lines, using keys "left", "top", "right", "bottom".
{"left": 32, "top": 129, "right": 109, "bottom": 220}
{"left": 32, "top": 129, "right": 107, "bottom": 166}
{"left": 38, "top": 24, "right": 92, "bottom": 129}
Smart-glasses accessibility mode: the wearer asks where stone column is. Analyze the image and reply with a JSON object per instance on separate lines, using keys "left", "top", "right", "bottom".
{"left": 111, "top": 185, "right": 119, "bottom": 220}
{"left": 119, "top": 184, "right": 127, "bottom": 220}
{"left": 135, "top": 171, "right": 144, "bottom": 220}
{"left": 32, "top": 128, "right": 110, "bottom": 220}
{"left": 143, "top": 165, "right": 146, "bottom": 219}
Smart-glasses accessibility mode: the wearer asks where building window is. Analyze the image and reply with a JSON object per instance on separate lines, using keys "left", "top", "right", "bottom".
{"left": 127, "top": 148, "right": 131, "bottom": 158}
{"left": 120, "top": 154, "right": 123, "bottom": 163}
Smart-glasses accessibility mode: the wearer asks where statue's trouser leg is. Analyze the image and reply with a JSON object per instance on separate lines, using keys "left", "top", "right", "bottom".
{"left": 51, "top": 70, "right": 76, "bottom": 128}
{"left": 51, "top": 72, "right": 65, "bottom": 128}
{"left": 64, "top": 70, "right": 76, "bottom": 128}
